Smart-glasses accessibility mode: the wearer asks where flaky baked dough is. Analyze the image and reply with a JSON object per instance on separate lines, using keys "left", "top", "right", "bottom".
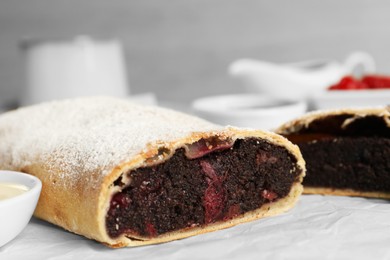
{"left": 304, "top": 187, "right": 390, "bottom": 200}
{"left": 276, "top": 106, "right": 390, "bottom": 197}
{"left": 0, "top": 97, "right": 305, "bottom": 248}
{"left": 276, "top": 106, "right": 390, "bottom": 135}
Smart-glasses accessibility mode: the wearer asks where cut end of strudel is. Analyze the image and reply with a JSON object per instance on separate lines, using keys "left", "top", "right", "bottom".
{"left": 0, "top": 97, "right": 305, "bottom": 248}
{"left": 276, "top": 106, "right": 390, "bottom": 199}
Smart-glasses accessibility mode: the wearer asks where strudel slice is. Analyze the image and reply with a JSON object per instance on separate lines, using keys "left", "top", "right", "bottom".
{"left": 277, "top": 107, "right": 390, "bottom": 198}
{"left": 0, "top": 97, "right": 305, "bottom": 247}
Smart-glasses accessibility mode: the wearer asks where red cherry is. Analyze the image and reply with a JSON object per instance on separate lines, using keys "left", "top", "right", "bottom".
{"left": 200, "top": 160, "right": 226, "bottom": 223}
{"left": 111, "top": 193, "right": 132, "bottom": 208}
{"left": 362, "top": 75, "right": 390, "bottom": 89}
{"left": 261, "top": 189, "right": 278, "bottom": 201}
{"left": 328, "top": 76, "right": 368, "bottom": 90}
{"left": 145, "top": 222, "right": 157, "bottom": 237}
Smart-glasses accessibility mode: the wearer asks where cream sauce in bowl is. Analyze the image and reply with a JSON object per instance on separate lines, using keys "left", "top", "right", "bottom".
{"left": 0, "top": 182, "right": 29, "bottom": 200}
{"left": 0, "top": 170, "right": 42, "bottom": 247}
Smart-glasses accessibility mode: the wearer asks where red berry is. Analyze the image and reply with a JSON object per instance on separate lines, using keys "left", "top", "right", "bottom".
{"left": 362, "top": 75, "right": 390, "bottom": 89}
{"left": 328, "top": 76, "right": 368, "bottom": 90}
{"left": 145, "top": 222, "right": 157, "bottom": 237}
{"left": 200, "top": 160, "right": 226, "bottom": 224}
{"left": 261, "top": 189, "right": 278, "bottom": 201}
{"left": 204, "top": 184, "right": 225, "bottom": 224}
{"left": 111, "top": 193, "right": 132, "bottom": 208}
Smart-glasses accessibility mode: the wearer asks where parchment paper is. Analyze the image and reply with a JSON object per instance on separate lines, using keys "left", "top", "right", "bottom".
{"left": 2, "top": 195, "right": 390, "bottom": 260}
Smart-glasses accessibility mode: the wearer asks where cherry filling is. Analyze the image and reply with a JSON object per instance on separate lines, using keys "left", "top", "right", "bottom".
{"left": 200, "top": 160, "right": 226, "bottom": 224}
{"left": 184, "top": 137, "right": 234, "bottom": 159}
{"left": 106, "top": 138, "right": 300, "bottom": 239}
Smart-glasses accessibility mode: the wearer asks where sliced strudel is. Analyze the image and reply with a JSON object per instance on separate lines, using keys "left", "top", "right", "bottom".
{"left": 277, "top": 107, "right": 390, "bottom": 198}
{"left": 0, "top": 97, "right": 305, "bottom": 247}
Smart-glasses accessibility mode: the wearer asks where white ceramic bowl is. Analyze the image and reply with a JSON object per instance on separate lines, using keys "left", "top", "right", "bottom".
{"left": 310, "top": 89, "right": 390, "bottom": 110}
{"left": 191, "top": 94, "right": 307, "bottom": 130}
{"left": 0, "top": 170, "right": 42, "bottom": 247}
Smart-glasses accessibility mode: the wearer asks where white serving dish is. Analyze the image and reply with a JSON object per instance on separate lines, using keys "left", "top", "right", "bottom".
{"left": 229, "top": 52, "right": 375, "bottom": 101}
{"left": 191, "top": 94, "right": 307, "bottom": 130}
{"left": 310, "top": 89, "right": 390, "bottom": 110}
{"left": 0, "top": 170, "right": 41, "bottom": 247}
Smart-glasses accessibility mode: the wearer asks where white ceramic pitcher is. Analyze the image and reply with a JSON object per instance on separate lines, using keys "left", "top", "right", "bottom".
{"left": 20, "top": 36, "right": 129, "bottom": 105}
{"left": 229, "top": 51, "right": 376, "bottom": 101}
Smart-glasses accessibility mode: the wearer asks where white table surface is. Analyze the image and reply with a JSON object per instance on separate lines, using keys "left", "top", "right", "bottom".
{"left": 2, "top": 194, "right": 390, "bottom": 260}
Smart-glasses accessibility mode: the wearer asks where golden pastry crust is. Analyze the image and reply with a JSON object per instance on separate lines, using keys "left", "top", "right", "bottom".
{"left": 304, "top": 187, "right": 390, "bottom": 200}
{"left": 276, "top": 106, "right": 390, "bottom": 135}
{"left": 0, "top": 97, "right": 305, "bottom": 247}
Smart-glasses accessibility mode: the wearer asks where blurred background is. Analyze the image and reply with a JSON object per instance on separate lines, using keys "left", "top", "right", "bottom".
{"left": 0, "top": 0, "right": 389, "bottom": 109}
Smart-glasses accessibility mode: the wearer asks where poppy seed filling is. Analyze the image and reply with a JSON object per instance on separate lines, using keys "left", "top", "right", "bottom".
{"left": 297, "top": 137, "right": 390, "bottom": 191}
{"left": 106, "top": 138, "right": 300, "bottom": 239}
{"left": 284, "top": 114, "right": 390, "bottom": 193}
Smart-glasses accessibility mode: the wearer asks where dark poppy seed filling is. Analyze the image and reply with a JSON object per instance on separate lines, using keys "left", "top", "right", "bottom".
{"left": 106, "top": 138, "right": 300, "bottom": 239}
{"left": 284, "top": 115, "right": 390, "bottom": 192}
{"left": 294, "top": 137, "right": 390, "bottom": 191}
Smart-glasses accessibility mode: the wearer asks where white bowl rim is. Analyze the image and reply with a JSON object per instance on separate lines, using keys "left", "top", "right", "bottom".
{"left": 313, "top": 88, "right": 390, "bottom": 98}
{"left": 0, "top": 170, "right": 42, "bottom": 205}
{"left": 192, "top": 93, "right": 307, "bottom": 116}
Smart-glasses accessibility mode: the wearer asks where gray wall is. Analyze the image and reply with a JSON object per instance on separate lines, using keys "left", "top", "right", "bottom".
{"left": 0, "top": 0, "right": 389, "bottom": 107}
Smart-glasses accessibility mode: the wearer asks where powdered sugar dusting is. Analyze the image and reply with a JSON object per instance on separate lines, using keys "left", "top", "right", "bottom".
{"left": 0, "top": 97, "right": 221, "bottom": 189}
